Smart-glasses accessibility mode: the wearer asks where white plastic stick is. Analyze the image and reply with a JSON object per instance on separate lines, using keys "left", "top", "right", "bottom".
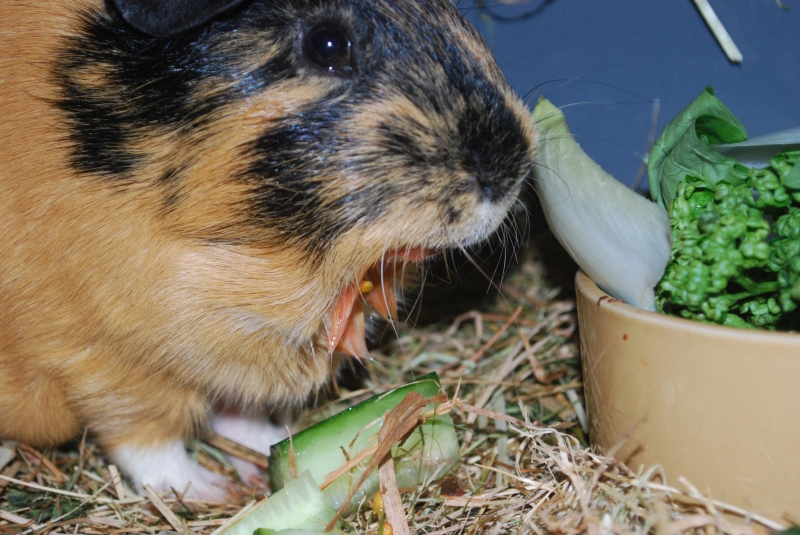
{"left": 692, "top": 0, "right": 743, "bottom": 63}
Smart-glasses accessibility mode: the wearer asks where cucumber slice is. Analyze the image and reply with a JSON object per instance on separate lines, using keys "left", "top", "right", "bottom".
{"left": 220, "top": 470, "right": 339, "bottom": 535}
{"left": 268, "top": 372, "right": 459, "bottom": 515}
{"left": 254, "top": 530, "right": 345, "bottom": 535}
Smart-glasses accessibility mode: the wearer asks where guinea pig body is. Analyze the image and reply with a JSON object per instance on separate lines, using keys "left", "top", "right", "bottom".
{"left": 0, "top": 0, "right": 535, "bottom": 497}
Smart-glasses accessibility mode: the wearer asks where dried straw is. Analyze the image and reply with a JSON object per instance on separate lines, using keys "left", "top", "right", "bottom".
{"left": 0, "top": 251, "right": 787, "bottom": 535}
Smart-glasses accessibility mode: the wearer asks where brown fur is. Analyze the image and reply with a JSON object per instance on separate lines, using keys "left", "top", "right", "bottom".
{"left": 0, "top": 0, "right": 535, "bottom": 475}
{"left": 0, "top": 0, "right": 328, "bottom": 451}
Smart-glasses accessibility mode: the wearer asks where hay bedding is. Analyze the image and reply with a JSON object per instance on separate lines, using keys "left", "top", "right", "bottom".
{"left": 0, "top": 253, "right": 787, "bottom": 535}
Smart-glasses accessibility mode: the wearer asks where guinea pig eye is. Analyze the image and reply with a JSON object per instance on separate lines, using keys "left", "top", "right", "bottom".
{"left": 302, "top": 22, "right": 353, "bottom": 75}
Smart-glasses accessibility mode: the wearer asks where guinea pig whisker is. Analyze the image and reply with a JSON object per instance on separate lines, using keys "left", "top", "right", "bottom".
{"left": 379, "top": 247, "right": 401, "bottom": 333}
{"left": 521, "top": 78, "right": 570, "bottom": 103}
{"left": 402, "top": 262, "right": 426, "bottom": 329}
{"left": 502, "top": 218, "right": 523, "bottom": 281}
{"left": 418, "top": 263, "right": 431, "bottom": 318}
{"left": 527, "top": 162, "right": 569, "bottom": 205}
{"left": 486, "top": 238, "right": 505, "bottom": 290}
{"left": 495, "top": 225, "right": 513, "bottom": 289}
{"left": 524, "top": 66, "right": 655, "bottom": 107}
{"left": 456, "top": 245, "right": 503, "bottom": 297}
{"left": 379, "top": 249, "right": 391, "bottom": 323}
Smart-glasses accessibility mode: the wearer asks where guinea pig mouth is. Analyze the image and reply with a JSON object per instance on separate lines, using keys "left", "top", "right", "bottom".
{"left": 325, "top": 247, "right": 436, "bottom": 360}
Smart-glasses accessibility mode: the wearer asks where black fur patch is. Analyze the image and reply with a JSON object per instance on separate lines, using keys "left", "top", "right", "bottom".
{"left": 54, "top": 2, "right": 297, "bottom": 179}
{"left": 247, "top": 96, "right": 402, "bottom": 254}
{"left": 241, "top": 0, "right": 534, "bottom": 257}
{"left": 53, "top": 0, "right": 534, "bottom": 259}
{"left": 458, "top": 100, "right": 531, "bottom": 202}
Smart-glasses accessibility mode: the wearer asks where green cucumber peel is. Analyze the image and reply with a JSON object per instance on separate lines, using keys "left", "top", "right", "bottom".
{"left": 648, "top": 86, "right": 748, "bottom": 209}
{"left": 254, "top": 530, "right": 345, "bottom": 535}
{"left": 218, "top": 470, "right": 339, "bottom": 535}
{"left": 268, "top": 372, "right": 458, "bottom": 516}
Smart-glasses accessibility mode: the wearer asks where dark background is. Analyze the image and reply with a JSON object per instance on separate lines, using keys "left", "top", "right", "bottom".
{"left": 460, "top": 0, "right": 800, "bottom": 190}
{"left": 415, "top": 1, "right": 799, "bottom": 317}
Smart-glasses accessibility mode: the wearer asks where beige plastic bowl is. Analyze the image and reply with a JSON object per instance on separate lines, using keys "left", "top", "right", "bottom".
{"left": 575, "top": 271, "right": 800, "bottom": 525}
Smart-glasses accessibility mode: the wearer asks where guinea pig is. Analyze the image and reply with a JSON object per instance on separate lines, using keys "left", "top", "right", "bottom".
{"left": 0, "top": 0, "right": 536, "bottom": 499}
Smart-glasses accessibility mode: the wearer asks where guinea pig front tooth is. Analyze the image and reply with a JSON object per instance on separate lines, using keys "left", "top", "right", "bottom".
{"left": 334, "top": 299, "right": 370, "bottom": 361}
{"left": 327, "top": 285, "right": 371, "bottom": 360}
{"left": 327, "top": 286, "right": 359, "bottom": 353}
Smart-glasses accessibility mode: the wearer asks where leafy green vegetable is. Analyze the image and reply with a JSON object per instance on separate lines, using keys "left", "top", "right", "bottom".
{"left": 652, "top": 89, "right": 800, "bottom": 329}
{"left": 648, "top": 87, "right": 748, "bottom": 209}
{"left": 6, "top": 487, "right": 88, "bottom": 523}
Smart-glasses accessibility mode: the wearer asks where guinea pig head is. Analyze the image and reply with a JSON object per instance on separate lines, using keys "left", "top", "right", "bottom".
{"left": 55, "top": 0, "right": 536, "bottom": 403}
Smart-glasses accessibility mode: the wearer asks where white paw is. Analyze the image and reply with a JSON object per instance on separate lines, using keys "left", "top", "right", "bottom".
{"left": 111, "top": 440, "right": 229, "bottom": 502}
{"left": 212, "top": 411, "right": 289, "bottom": 486}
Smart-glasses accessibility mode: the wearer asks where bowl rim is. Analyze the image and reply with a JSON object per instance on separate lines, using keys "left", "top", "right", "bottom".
{"left": 575, "top": 270, "right": 800, "bottom": 344}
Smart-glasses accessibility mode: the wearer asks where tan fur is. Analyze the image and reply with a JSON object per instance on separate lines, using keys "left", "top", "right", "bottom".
{"left": 0, "top": 0, "right": 535, "bottom": 477}
{"left": 0, "top": 0, "right": 331, "bottom": 451}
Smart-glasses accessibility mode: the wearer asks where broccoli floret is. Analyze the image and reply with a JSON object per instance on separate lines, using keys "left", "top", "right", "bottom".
{"left": 656, "top": 150, "right": 800, "bottom": 329}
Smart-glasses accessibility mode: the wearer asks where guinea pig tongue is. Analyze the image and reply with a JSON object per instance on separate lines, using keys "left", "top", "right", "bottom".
{"left": 327, "top": 285, "right": 370, "bottom": 360}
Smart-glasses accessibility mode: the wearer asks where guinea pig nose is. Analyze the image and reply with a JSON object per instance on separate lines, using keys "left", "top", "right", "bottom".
{"left": 467, "top": 174, "right": 497, "bottom": 202}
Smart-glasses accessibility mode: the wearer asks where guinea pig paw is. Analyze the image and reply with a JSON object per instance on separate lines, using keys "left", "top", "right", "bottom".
{"left": 212, "top": 411, "right": 289, "bottom": 485}
{"left": 228, "top": 458, "right": 267, "bottom": 489}
{"left": 111, "top": 439, "right": 231, "bottom": 502}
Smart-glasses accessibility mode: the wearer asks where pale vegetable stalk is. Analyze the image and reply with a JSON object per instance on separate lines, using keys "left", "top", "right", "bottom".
{"left": 712, "top": 127, "right": 800, "bottom": 168}
{"left": 532, "top": 98, "right": 672, "bottom": 311}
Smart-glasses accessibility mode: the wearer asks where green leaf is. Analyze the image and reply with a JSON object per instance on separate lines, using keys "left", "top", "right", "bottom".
{"left": 781, "top": 159, "right": 800, "bottom": 190}
{"left": 648, "top": 87, "right": 748, "bottom": 208}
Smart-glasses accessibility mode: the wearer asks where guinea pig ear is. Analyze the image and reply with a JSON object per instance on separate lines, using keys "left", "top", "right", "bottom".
{"left": 110, "top": 0, "right": 251, "bottom": 38}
